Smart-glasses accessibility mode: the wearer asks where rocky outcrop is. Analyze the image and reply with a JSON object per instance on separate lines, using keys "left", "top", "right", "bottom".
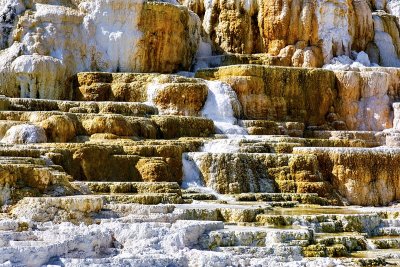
{"left": 196, "top": 65, "right": 337, "bottom": 126}
{"left": 74, "top": 72, "right": 209, "bottom": 116}
{"left": 0, "top": 1, "right": 201, "bottom": 99}
{"left": 294, "top": 147, "right": 400, "bottom": 206}
{"left": 39, "top": 115, "right": 76, "bottom": 142}
{"left": 181, "top": 0, "right": 382, "bottom": 67}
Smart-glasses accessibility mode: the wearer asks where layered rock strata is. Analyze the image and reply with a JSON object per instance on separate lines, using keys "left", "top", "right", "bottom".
{"left": 0, "top": 0, "right": 201, "bottom": 99}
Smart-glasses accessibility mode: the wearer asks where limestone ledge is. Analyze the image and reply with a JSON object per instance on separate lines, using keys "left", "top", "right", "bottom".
{"left": 0, "top": 1, "right": 201, "bottom": 99}
{"left": 294, "top": 146, "right": 400, "bottom": 206}
{"left": 196, "top": 65, "right": 400, "bottom": 131}
{"left": 74, "top": 73, "right": 208, "bottom": 117}
{"left": 0, "top": 111, "right": 215, "bottom": 142}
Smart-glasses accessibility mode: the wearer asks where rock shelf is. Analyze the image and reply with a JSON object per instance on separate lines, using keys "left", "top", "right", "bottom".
{"left": 1, "top": 0, "right": 400, "bottom": 266}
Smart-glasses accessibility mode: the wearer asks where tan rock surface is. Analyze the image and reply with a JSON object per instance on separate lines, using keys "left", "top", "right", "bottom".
{"left": 294, "top": 147, "right": 400, "bottom": 206}
{"left": 196, "top": 65, "right": 336, "bottom": 126}
{"left": 0, "top": 1, "right": 201, "bottom": 99}
{"left": 151, "top": 115, "right": 214, "bottom": 139}
{"left": 137, "top": 2, "right": 200, "bottom": 73}
{"left": 40, "top": 115, "right": 76, "bottom": 142}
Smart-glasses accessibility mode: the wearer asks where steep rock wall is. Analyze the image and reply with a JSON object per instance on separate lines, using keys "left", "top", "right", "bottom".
{"left": 196, "top": 65, "right": 337, "bottom": 126}
{"left": 180, "top": 0, "right": 381, "bottom": 67}
{"left": 294, "top": 147, "right": 400, "bottom": 206}
{"left": 0, "top": 0, "right": 201, "bottom": 99}
{"left": 196, "top": 65, "right": 399, "bottom": 131}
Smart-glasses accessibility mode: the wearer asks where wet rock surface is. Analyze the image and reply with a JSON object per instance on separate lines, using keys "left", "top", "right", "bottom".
{"left": 1, "top": 0, "right": 400, "bottom": 266}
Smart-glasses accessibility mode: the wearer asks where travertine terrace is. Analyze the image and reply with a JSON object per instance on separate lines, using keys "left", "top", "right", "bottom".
{"left": 1, "top": 0, "right": 400, "bottom": 266}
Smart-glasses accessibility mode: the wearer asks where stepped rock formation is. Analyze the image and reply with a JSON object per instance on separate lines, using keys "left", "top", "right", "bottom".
{"left": 0, "top": 0, "right": 201, "bottom": 98}
{"left": 1, "top": 0, "right": 400, "bottom": 266}
{"left": 180, "top": 0, "right": 400, "bottom": 68}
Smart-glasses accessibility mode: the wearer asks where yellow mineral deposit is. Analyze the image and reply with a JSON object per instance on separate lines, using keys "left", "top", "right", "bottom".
{"left": 0, "top": 0, "right": 400, "bottom": 266}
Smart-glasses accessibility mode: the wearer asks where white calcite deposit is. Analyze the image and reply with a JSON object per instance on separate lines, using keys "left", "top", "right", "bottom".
{"left": 2, "top": 198, "right": 393, "bottom": 267}
{"left": 1, "top": 124, "right": 47, "bottom": 144}
{"left": 0, "top": 0, "right": 201, "bottom": 99}
{"left": 79, "top": 0, "right": 144, "bottom": 72}
{"left": 202, "top": 81, "right": 247, "bottom": 135}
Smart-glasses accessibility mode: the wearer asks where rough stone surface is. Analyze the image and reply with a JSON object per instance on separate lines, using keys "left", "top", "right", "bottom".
{"left": 294, "top": 147, "right": 400, "bottom": 206}
{"left": 196, "top": 65, "right": 336, "bottom": 126}
{"left": 1, "top": 0, "right": 400, "bottom": 265}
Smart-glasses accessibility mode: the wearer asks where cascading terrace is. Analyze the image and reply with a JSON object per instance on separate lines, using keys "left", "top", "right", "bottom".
{"left": 1, "top": 0, "right": 400, "bottom": 266}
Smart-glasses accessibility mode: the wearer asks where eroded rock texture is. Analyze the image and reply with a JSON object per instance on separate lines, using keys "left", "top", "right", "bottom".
{"left": 180, "top": 0, "right": 400, "bottom": 67}
{"left": 1, "top": 0, "right": 400, "bottom": 265}
{"left": 0, "top": 0, "right": 201, "bottom": 99}
{"left": 294, "top": 147, "right": 400, "bottom": 206}
{"left": 197, "top": 65, "right": 400, "bottom": 131}
{"left": 196, "top": 65, "right": 337, "bottom": 126}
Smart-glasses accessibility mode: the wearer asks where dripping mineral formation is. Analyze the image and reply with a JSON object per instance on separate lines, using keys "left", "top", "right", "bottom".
{"left": 1, "top": 0, "right": 400, "bottom": 266}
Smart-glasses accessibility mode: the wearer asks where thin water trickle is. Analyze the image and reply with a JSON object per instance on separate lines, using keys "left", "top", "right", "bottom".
{"left": 181, "top": 152, "right": 234, "bottom": 202}
{"left": 202, "top": 80, "right": 247, "bottom": 135}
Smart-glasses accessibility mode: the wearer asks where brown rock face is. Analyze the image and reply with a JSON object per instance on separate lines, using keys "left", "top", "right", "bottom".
{"left": 294, "top": 147, "right": 400, "bottom": 206}
{"left": 181, "top": 0, "right": 375, "bottom": 67}
{"left": 136, "top": 158, "right": 173, "bottom": 182}
{"left": 147, "top": 75, "right": 209, "bottom": 116}
{"left": 74, "top": 72, "right": 208, "bottom": 116}
{"left": 334, "top": 70, "right": 393, "bottom": 131}
{"left": 257, "top": 0, "right": 319, "bottom": 56}
{"left": 74, "top": 73, "right": 150, "bottom": 102}
{"left": 82, "top": 115, "right": 135, "bottom": 137}
{"left": 72, "top": 145, "right": 141, "bottom": 182}
{"left": 196, "top": 65, "right": 336, "bottom": 126}
{"left": 151, "top": 115, "right": 214, "bottom": 139}
{"left": 137, "top": 2, "right": 200, "bottom": 73}
{"left": 40, "top": 115, "right": 76, "bottom": 142}
{"left": 350, "top": 0, "right": 375, "bottom": 52}
{"left": 152, "top": 82, "right": 208, "bottom": 116}
{"left": 125, "top": 144, "right": 187, "bottom": 183}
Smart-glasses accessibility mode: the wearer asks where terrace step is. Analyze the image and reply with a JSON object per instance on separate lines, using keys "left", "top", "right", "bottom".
{"left": 72, "top": 181, "right": 181, "bottom": 194}
{"left": 235, "top": 193, "right": 329, "bottom": 205}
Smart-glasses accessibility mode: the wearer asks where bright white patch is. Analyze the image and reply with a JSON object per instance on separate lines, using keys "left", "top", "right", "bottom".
{"left": 1, "top": 124, "right": 47, "bottom": 144}
{"left": 315, "top": 0, "right": 352, "bottom": 63}
{"left": 323, "top": 51, "right": 374, "bottom": 71}
{"left": 181, "top": 152, "right": 235, "bottom": 201}
{"left": 80, "top": 0, "right": 145, "bottom": 72}
{"left": 202, "top": 81, "right": 247, "bottom": 135}
{"left": 372, "top": 12, "right": 400, "bottom": 67}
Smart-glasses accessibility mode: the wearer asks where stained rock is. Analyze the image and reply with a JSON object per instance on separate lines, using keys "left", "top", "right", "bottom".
{"left": 1, "top": 124, "right": 47, "bottom": 144}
